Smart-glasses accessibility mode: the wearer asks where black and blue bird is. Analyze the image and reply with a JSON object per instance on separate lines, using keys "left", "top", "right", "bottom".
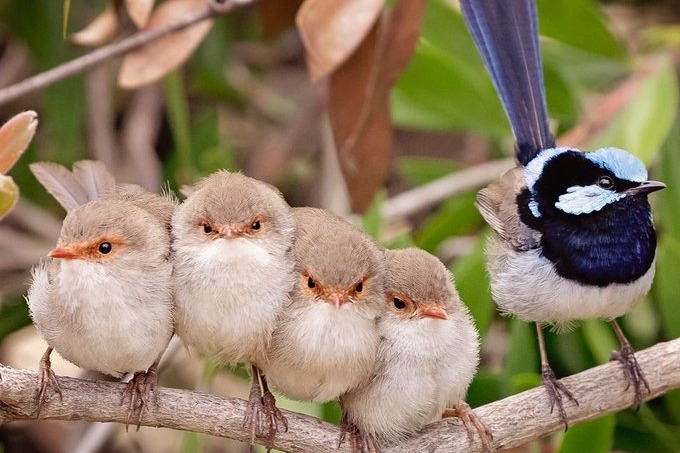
{"left": 459, "top": 0, "right": 665, "bottom": 427}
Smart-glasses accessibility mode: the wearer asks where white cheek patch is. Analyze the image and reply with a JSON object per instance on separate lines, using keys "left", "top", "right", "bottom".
{"left": 195, "top": 238, "right": 274, "bottom": 267}
{"left": 555, "top": 184, "right": 625, "bottom": 215}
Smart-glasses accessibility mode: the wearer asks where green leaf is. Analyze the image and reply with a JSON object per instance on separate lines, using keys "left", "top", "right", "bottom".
{"left": 0, "top": 175, "right": 18, "bottom": 220}
{"left": 415, "top": 191, "right": 480, "bottom": 253}
{"left": 450, "top": 234, "right": 494, "bottom": 335}
{"left": 395, "top": 156, "right": 461, "bottom": 186}
{"left": 557, "top": 414, "right": 615, "bottom": 453}
{"left": 654, "top": 236, "right": 680, "bottom": 339}
{"left": 536, "top": 0, "right": 625, "bottom": 59}
{"left": 505, "top": 318, "right": 539, "bottom": 377}
{"left": 581, "top": 319, "right": 618, "bottom": 364}
{"left": 179, "top": 431, "right": 202, "bottom": 453}
{"left": 587, "top": 57, "right": 678, "bottom": 164}
{"left": 361, "top": 190, "right": 386, "bottom": 241}
{"left": 0, "top": 296, "right": 31, "bottom": 341}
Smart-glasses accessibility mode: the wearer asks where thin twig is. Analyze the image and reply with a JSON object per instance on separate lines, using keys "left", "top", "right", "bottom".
{"left": 0, "top": 0, "right": 243, "bottom": 106}
{"left": 1, "top": 338, "right": 679, "bottom": 452}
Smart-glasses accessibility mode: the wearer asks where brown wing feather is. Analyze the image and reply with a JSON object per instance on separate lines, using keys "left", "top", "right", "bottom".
{"left": 475, "top": 167, "right": 540, "bottom": 251}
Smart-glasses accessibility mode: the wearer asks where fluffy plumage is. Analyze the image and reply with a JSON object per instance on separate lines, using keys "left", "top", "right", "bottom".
{"left": 26, "top": 161, "right": 175, "bottom": 418}
{"left": 461, "top": 0, "right": 664, "bottom": 426}
{"left": 341, "top": 248, "right": 481, "bottom": 446}
{"left": 263, "top": 207, "right": 385, "bottom": 403}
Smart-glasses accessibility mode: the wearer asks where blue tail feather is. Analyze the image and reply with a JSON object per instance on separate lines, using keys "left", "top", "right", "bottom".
{"left": 460, "top": 0, "right": 554, "bottom": 166}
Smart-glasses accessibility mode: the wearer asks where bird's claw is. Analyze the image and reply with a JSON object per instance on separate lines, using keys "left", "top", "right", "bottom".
{"left": 122, "top": 365, "right": 159, "bottom": 431}
{"left": 261, "top": 390, "right": 287, "bottom": 451}
{"left": 338, "top": 414, "right": 381, "bottom": 453}
{"left": 443, "top": 402, "right": 494, "bottom": 452}
{"left": 542, "top": 364, "right": 578, "bottom": 430}
{"left": 611, "top": 343, "right": 650, "bottom": 408}
{"left": 36, "top": 350, "right": 62, "bottom": 418}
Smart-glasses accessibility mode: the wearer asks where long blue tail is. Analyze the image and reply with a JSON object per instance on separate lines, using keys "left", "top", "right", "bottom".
{"left": 460, "top": 0, "right": 554, "bottom": 166}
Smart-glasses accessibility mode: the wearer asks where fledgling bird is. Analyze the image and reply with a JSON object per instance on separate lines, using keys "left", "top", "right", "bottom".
{"left": 460, "top": 0, "right": 665, "bottom": 426}
{"left": 341, "top": 248, "right": 490, "bottom": 452}
{"left": 262, "top": 207, "right": 385, "bottom": 411}
{"left": 171, "top": 171, "right": 295, "bottom": 447}
{"left": 26, "top": 160, "right": 175, "bottom": 420}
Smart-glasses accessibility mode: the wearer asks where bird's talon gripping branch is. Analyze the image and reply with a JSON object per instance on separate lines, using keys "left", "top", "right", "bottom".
{"left": 36, "top": 347, "right": 62, "bottom": 418}
{"left": 541, "top": 364, "right": 578, "bottom": 430}
{"left": 443, "top": 402, "right": 494, "bottom": 452}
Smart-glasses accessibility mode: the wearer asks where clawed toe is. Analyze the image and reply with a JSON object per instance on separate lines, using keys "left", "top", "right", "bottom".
{"left": 122, "top": 364, "right": 160, "bottom": 430}
{"left": 542, "top": 365, "right": 578, "bottom": 430}
{"left": 36, "top": 347, "right": 62, "bottom": 418}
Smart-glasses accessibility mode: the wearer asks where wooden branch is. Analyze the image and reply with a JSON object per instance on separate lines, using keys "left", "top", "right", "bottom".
{"left": 1, "top": 338, "right": 679, "bottom": 452}
{"left": 0, "top": 0, "right": 244, "bottom": 106}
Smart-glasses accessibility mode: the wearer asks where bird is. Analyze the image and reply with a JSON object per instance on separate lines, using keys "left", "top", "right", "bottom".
{"left": 261, "top": 207, "right": 385, "bottom": 412}
{"left": 340, "top": 247, "right": 490, "bottom": 452}
{"left": 171, "top": 170, "right": 296, "bottom": 448}
{"left": 459, "top": 0, "right": 665, "bottom": 427}
{"left": 26, "top": 160, "right": 175, "bottom": 422}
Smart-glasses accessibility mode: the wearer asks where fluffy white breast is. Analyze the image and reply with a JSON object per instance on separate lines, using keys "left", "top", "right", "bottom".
{"left": 342, "top": 310, "right": 479, "bottom": 442}
{"left": 27, "top": 259, "right": 173, "bottom": 377}
{"left": 263, "top": 301, "right": 379, "bottom": 402}
{"left": 173, "top": 237, "right": 294, "bottom": 365}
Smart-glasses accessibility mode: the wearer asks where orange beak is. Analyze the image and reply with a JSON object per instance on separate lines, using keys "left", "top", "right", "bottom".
{"left": 48, "top": 246, "right": 82, "bottom": 260}
{"left": 326, "top": 292, "right": 348, "bottom": 309}
{"left": 419, "top": 304, "right": 448, "bottom": 320}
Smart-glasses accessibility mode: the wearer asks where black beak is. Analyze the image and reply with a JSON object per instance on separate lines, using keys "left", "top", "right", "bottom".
{"left": 625, "top": 180, "right": 666, "bottom": 196}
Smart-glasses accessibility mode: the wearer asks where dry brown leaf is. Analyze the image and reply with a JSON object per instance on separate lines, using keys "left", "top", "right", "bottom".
{"left": 125, "top": 0, "right": 155, "bottom": 28}
{"left": 118, "top": 0, "right": 213, "bottom": 89}
{"left": 329, "top": 0, "right": 426, "bottom": 212}
{"left": 258, "top": 0, "right": 304, "bottom": 40}
{"left": 329, "top": 26, "right": 391, "bottom": 213}
{"left": 296, "top": 0, "right": 384, "bottom": 82}
{"left": 69, "top": 3, "right": 119, "bottom": 46}
{"left": 0, "top": 111, "right": 38, "bottom": 175}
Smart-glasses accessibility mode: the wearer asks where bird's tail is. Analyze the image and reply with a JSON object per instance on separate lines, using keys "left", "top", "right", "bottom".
{"left": 30, "top": 160, "right": 116, "bottom": 211}
{"left": 460, "top": 0, "right": 554, "bottom": 166}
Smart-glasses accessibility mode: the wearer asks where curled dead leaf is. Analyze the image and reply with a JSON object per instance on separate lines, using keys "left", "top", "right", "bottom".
{"left": 69, "top": 3, "right": 120, "bottom": 46}
{"left": 296, "top": 0, "right": 384, "bottom": 82}
{"left": 329, "top": 0, "right": 426, "bottom": 212}
{"left": 118, "top": 0, "right": 214, "bottom": 89}
{"left": 125, "top": 0, "right": 155, "bottom": 28}
{"left": 0, "top": 111, "right": 38, "bottom": 175}
{"left": 0, "top": 175, "right": 19, "bottom": 220}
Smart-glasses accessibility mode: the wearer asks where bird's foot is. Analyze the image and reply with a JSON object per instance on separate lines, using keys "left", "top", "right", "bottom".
{"left": 610, "top": 343, "right": 650, "bottom": 408}
{"left": 443, "top": 402, "right": 494, "bottom": 452}
{"left": 122, "top": 365, "right": 159, "bottom": 430}
{"left": 338, "top": 415, "right": 381, "bottom": 453}
{"left": 260, "top": 390, "right": 288, "bottom": 451}
{"left": 242, "top": 379, "right": 264, "bottom": 445}
{"left": 541, "top": 364, "right": 578, "bottom": 430}
{"left": 36, "top": 350, "right": 62, "bottom": 418}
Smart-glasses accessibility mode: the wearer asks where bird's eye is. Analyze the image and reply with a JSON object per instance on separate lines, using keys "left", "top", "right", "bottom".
{"left": 392, "top": 297, "right": 406, "bottom": 310}
{"left": 597, "top": 176, "right": 614, "bottom": 189}
{"left": 251, "top": 220, "right": 261, "bottom": 231}
{"left": 355, "top": 281, "right": 363, "bottom": 293}
{"left": 307, "top": 276, "right": 316, "bottom": 289}
{"left": 202, "top": 223, "right": 213, "bottom": 234}
{"left": 98, "top": 242, "right": 112, "bottom": 254}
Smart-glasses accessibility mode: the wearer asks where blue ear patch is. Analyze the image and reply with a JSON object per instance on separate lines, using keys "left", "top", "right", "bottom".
{"left": 585, "top": 147, "right": 647, "bottom": 183}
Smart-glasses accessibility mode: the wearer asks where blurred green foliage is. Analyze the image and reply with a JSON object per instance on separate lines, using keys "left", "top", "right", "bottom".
{"left": 1, "top": 0, "right": 679, "bottom": 452}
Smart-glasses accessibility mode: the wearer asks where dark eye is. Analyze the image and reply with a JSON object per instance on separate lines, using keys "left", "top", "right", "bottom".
{"left": 98, "top": 242, "right": 112, "bottom": 254}
{"left": 392, "top": 297, "right": 406, "bottom": 310}
{"left": 202, "top": 224, "right": 212, "bottom": 234}
{"left": 355, "top": 281, "right": 363, "bottom": 293}
{"left": 307, "top": 276, "right": 316, "bottom": 289}
{"left": 251, "top": 220, "right": 261, "bottom": 231}
{"left": 597, "top": 176, "right": 614, "bottom": 189}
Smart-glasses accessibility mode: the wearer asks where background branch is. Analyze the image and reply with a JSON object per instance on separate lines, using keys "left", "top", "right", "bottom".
{"left": 0, "top": 0, "right": 244, "bottom": 106}
{"left": 1, "top": 338, "right": 679, "bottom": 453}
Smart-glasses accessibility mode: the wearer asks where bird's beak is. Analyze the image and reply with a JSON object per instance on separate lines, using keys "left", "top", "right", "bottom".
{"left": 419, "top": 304, "right": 449, "bottom": 320}
{"left": 219, "top": 225, "right": 243, "bottom": 238}
{"left": 626, "top": 180, "right": 666, "bottom": 196}
{"left": 326, "top": 292, "right": 348, "bottom": 309}
{"left": 48, "top": 245, "right": 82, "bottom": 260}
